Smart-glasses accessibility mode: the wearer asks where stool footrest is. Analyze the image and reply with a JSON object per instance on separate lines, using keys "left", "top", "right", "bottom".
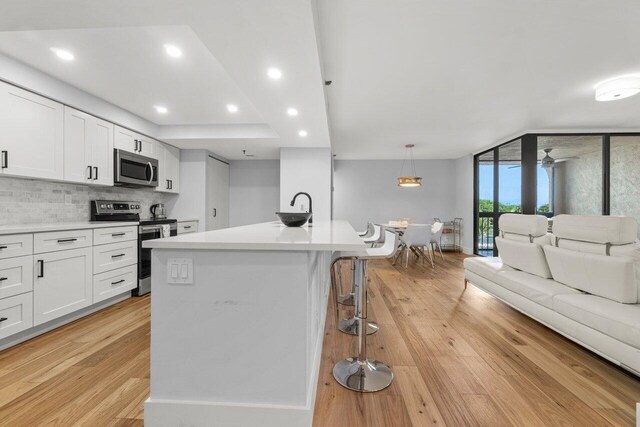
{"left": 338, "top": 318, "right": 378, "bottom": 335}
{"left": 337, "top": 293, "right": 355, "bottom": 306}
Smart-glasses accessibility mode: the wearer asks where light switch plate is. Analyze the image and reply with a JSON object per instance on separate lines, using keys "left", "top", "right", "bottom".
{"left": 167, "top": 258, "right": 193, "bottom": 284}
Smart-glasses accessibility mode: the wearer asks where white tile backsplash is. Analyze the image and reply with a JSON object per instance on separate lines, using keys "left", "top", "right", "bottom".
{"left": 0, "top": 176, "right": 176, "bottom": 226}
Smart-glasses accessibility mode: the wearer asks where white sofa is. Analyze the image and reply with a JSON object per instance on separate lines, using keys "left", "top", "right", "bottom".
{"left": 464, "top": 214, "right": 640, "bottom": 376}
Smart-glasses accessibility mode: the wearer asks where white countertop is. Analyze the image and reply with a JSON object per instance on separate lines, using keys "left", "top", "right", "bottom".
{"left": 143, "top": 220, "right": 366, "bottom": 251}
{"left": 0, "top": 221, "right": 139, "bottom": 235}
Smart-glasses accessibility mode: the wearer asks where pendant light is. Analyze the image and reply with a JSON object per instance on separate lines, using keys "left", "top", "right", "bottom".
{"left": 397, "top": 144, "right": 422, "bottom": 187}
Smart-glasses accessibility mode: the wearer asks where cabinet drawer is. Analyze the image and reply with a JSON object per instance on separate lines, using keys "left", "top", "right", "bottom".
{"left": 34, "top": 229, "right": 92, "bottom": 254}
{"left": 0, "top": 255, "right": 33, "bottom": 300}
{"left": 93, "top": 265, "right": 137, "bottom": 303}
{"left": 178, "top": 221, "right": 198, "bottom": 234}
{"left": 0, "top": 234, "right": 33, "bottom": 260}
{"left": 93, "top": 240, "right": 137, "bottom": 274}
{"left": 93, "top": 226, "right": 137, "bottom": 246}
{"left": 0, "top": 293, "right": 33, "bottom": 340}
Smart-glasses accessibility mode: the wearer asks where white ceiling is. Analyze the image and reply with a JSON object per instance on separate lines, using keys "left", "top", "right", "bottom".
{"left": 317, "top": 0, "right": 640, "bottom": 159}
{"left": 0, "top": 26, "right": 265, "bottom": 125}
{"left": 2, "top": 1, "right": 640, "bottom": 161}
{"left": 0, "top": 0, "right": 331, "bottom": 160}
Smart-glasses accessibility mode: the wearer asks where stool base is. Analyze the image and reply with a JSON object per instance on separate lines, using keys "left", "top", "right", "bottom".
{"left": 333, "top": 358, "right": 394, "bottom": 392}
{"left": 338, "top": 318, "right": 378, "bottom": 335}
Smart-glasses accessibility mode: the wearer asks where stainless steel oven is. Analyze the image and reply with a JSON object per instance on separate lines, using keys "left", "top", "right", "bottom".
{"left": 136, "top": 220, "right": 177, "bottom": 295}
{"left": 114, "top": 149, "right": 159, "bottom": 188}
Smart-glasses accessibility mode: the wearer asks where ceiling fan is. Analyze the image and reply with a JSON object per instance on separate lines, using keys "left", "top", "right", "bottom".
{"left": 508, "top": 148, "right": 579, "bottom": 169}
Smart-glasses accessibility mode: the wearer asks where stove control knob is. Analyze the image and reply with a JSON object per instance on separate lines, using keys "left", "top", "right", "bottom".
{"left": 107, "top": 204, "right": 112, "bottom": 209}
{"left": 136, "top": 205, "right": 140, "bottom": 209}
{"left": 100, "top": 204, "right": 106, "bottom": 209}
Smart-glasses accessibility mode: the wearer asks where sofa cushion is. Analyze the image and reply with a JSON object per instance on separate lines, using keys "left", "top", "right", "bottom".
{"left": 495, "top": 237, "right": 552, "bottom": 279}
{"left": 544, "top": 245, "right": 638, "bottom": 304}
{"left": 499, "top": 214, "right": 549, "bottom": 238}
{"left": 552, "top": 215, "right": 637, "bottom": 245}
{"left": 553, "top": 294, "right": 640, "bottom": 349}
{"left": 464, "top": 257, "right": 512, "bottom": 281}
{"left": 493, "top": 270, "right": 580, "bottom": 309}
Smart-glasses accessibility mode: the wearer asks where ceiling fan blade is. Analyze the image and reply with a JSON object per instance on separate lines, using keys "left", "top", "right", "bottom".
{"left": 554, "top": 156, "right": 579, "bottom": 163}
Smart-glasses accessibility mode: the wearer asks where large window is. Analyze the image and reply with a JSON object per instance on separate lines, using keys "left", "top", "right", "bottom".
{"left": 473, "top": 133, "right": 637, "bottom": 256}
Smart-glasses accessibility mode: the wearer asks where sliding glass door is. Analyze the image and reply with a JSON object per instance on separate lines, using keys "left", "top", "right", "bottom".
{"left": 475, "top": 139, "right": 521, "bottom": 256}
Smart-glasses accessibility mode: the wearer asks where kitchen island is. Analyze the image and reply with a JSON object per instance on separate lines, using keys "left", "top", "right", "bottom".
{"left": 142, "top": 220, "right": 365, "bottom": 427}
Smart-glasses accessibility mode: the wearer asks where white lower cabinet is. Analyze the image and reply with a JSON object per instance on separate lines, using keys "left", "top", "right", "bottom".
{"left": 0, "top": 255, "right": 33, "bottom": 300}
{"left": 0, "top": 293, "right": 33, "bottom": 340}
{"left": 93, "top": 265, "right": 137, "bottom": 303}
{"left": 33, "top": 247, "right": 93, "bottom": 326}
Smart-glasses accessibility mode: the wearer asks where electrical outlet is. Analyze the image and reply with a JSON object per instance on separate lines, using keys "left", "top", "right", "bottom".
{"left": 64, "top": 194, "right": 72, "bottom": 205}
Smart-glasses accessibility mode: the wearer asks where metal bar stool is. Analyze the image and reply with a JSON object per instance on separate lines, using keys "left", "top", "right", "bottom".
{"left": 331, "top": 256, "right": 379, "bottom": 335}
{"left": 337, "top": 224, "right": 385, "bottom": 307}
{"left": 332, "top": 230, "right": 399, "bottom": 392}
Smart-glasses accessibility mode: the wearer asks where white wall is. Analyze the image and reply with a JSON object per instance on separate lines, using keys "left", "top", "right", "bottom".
{"left": 0, "top": 53, "right": 158, "bottom": 137}
{"left": 332, "top": 160, "right": 456, "bottom": 232}
{"left": 280, "top": 148, "right": 332, "bottom": 222}
{"left": 229, "top": 160, "right": 280, "bottom": 227}
{"left": 453, "top": 155, "right": 474, "bottom": 254}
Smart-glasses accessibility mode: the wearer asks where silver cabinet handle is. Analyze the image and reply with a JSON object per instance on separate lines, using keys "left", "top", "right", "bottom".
{"left": 213, "top": 208, "right": 217, "bottom": 217}
{"left": 111, "top": 233, "right": 126, "bottom": 237}
{"left": 0, "top": 317, "right": 7, "bottom": 323}
{"left": 0, "top": 277, "right": 7, "bottom": 281}
{"left": 111, "top": 279, "right": 125, "bottom": 285}
{"left": 111, "top": 253, "right": 126, "bottom": 259}
{"left": 183, "top": 225, "right": 191, "bottom": 229}
{"left": 1, "top": 151, "right": 7, "bottom": 169}
{"left": 88, "top": 165, "right": 93, "bottom": 180}
{"left": 146, "top": 162, "right": 154, "bottom": 184}
{"left": 94, "top": 166, "right": 98, "bottom": 180}
{"left": 37, "top": 260, "right": 44, "bottom": 278}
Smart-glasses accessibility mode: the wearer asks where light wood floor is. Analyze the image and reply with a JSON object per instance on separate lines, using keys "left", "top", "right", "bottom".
{"left": 0, "top": 253, "right": 639, "bottom": 426}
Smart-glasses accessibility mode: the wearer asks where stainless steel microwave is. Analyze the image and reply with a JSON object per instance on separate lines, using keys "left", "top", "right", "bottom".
{"left": 114, "top": 149, "right": 158, "bottom": 188}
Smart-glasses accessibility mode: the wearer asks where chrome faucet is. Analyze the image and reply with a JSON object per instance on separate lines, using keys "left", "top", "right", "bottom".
{"left": 290, "top": 192, "right": 313, "bottom": 224}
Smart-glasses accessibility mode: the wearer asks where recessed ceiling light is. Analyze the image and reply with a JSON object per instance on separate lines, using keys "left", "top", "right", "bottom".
{"left": 227, "top": 104, "right": 239, "bottom": 113}
{"left": 50, "top": 47, "right": 74, "bottom": 61}
{"left": 164, "top": 44, "right": 182, "bottom": 58}
{"left": 154, "top": 105, "right": 168, "bottom": 114}
{"left": 267, "top": 67, "right": 282, "bottom": 80}
{"left": 595, "top": 75, "right": 640, "bottom": 101}
{"left": 298, "top": 130, "right": 308, "bottom": 137}
{"left": 287, "top": 107, "right": 298, "bottom": 116}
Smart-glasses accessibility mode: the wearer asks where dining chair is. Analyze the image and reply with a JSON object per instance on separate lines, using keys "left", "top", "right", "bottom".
{"left": 430, "top": 222, "right": 445, "bottom": 262}
{"left": 394, "top": 224, "right": 434, "bottom": 268}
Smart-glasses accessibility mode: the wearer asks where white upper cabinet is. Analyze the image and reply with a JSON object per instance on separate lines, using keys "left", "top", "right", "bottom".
{"left": 156, "top": 142, "right": 180, "bottom": 193}
{"left": 114, "top": 125, "right": 156, "bottom": 159}
{"left": 0, "top": 81, "right": 64, "bottom": 180}
{"left": 63, "top": 107, "right": 114, "bottom": 186}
